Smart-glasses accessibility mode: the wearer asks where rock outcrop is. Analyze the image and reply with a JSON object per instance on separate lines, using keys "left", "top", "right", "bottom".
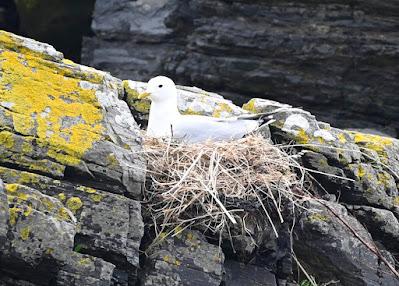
{"left": 1, "top": 30, "right": 399, "bottom": 285}
{"left": 82, "top": 0, "right": 399, "bottom": 137}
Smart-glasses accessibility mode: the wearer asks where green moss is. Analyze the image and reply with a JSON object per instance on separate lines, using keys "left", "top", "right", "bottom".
{"left": 20, "top": 226, "right": 30, "bottom": 240}
{"left": 66, "top": 197, "right": 83, "bottom": 214}
{"left": 242, "top": 99, "right": 257, "bottom": 113}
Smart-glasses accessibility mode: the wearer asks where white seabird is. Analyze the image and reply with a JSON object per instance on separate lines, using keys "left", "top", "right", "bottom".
{"left": 139, "top": 76, "right": 265, "bottom": 143}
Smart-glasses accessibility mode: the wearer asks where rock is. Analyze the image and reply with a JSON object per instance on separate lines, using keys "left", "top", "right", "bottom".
{"left": 141, "top": 230, "right": 224, "bottom": 286}
{"left": 295, "top": 200, "right": 398, "bottom": 286}
{"left": 350, "top": 205, "right": 399, "bottom": 256}
{"left": 224, "top": 260, "right": 277, "bottom": 286}
{"left": 83, "top": 0, "right": 399, "bottom": 136}
{"left": 2, "top": 29, "right": 399, "bottom": 286}
{"left": 0, "top": 30, "right": 144, "bottom": 285}
{"left": 0, "top": 30, "right": 145, "bottom": 198}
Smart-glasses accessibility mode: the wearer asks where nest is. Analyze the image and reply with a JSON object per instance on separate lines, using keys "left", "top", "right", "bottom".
{"left": 142, "top": 134, "right": 308, "bottom": 241}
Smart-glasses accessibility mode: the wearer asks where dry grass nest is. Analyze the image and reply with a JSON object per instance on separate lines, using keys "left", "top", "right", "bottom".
{"left": 142, "top": 134, "right": 311, "bottom": 241}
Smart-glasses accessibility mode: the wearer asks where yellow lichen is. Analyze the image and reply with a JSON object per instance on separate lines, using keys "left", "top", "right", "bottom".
{"left": 377, "top": 172, "right": 391, "bottom": 188}
{"left": 309, "top": 213, "right": 329, "bottom": 222}
{"left": 57, "top": 207, "right": 72, "bottom": 221}
{"left": 45, "top": 248, "right": 54, "bottom": 255}
{"left": 41, "top": 197, "right": 55, "bottom": 212}
{"left": 212, "top": 103, "right": 233, "bottom": 118}
{"left": 123, "top": 80, "right": 151, "bottom": 113}
{"left": 175, "top": 259, "right": 181, "bottom": 266}
{"left": 5, "top": 183, "right": 18, "bottom": 193}
{"left": 182, "top": 107, "right": 203, "bottom": 116}
{"left": 20, "top": 226, "right": 30, "bottom": 240}
{"left": 163, "top": 255, "right": 170, "bottom": 263}
{"left": 295, "top": 129, "right": 310, "bottom": 144}
{"left": 77, "top": 186, "right": 96, "bottom": 194}
{"left": 89, "top": 193, "right": 103, "bottom": 203}
{"left": 66, "top": 197, "right": 83, "bottom": 213}
{"left": 106, "top": 153, "right": 119, "bottom": 167}
{"left": 62, "top": 59, "right": 75, "bottom": 65}
{"left": 0, "top": 131, "right": 15, "bottom": 149}
{"left": 0, "top": 48, "right": 104, "bottom": 167}
{"left": 57, "top": 193, "right": 66, "bottom": 202}
{"left": 242, "top": 99, "right": 257, "bottom": 113}
{"left": 9, "top": 207, "right": 22, "bottom": 225}
{"left": 357, "top": 165, "right": 366, "bottom": 179}
{"left": 394, "top": 196, "right": 399, "bottom": 206}
{"left": 78, "top": 258, "right": 91, "bottom": 266}
{"left": 337, "top": 133, "right": 347, "bottom": 144}
{"left": 351, "top": 132, "right": 393, "bottom": 156}
{"left": 23, "top": 206, "right": 33, "bottom": 217}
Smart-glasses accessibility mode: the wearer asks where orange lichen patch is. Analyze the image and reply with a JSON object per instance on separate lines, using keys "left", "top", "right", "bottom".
{"left": 0, "top": 48, "right": 104, "bottom": 166}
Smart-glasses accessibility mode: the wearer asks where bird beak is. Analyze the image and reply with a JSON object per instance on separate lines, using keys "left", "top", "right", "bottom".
{"left": 138, "top": 92, "right": 151, "bottom": 99}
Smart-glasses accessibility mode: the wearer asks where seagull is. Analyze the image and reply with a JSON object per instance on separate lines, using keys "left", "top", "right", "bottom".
{"left": 138, "top": 76, "right": 270, "bottom": 143}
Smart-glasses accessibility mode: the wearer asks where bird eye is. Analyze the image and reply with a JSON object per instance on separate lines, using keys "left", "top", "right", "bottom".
{"left": 158, "top": 84, "right": 163, "bottom": 88}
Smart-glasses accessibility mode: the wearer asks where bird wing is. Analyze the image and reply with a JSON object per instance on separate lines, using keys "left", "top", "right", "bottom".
{"left": 171, "top": 115, "right": 260, "bottom": 143}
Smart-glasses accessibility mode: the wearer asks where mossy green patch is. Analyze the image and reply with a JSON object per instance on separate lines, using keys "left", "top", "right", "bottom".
{"left": 66, "top": 197, "right": 83, "bottom": 213}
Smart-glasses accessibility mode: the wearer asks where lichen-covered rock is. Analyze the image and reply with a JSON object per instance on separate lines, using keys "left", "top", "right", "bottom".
{"left": 142, "top": 230, "right": 224, "bottom": 286}
{"left": 295, "top": 200, "right": 398, "bottom": 286}
{"left": 0, "top": 30, "right": 145, "bottom": 198}
{"left": 0, "top": 30, "right": 145, "bottom": 285}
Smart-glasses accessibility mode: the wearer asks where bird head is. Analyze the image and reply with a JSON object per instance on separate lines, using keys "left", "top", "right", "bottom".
{"left": 138, "top": 76, "right": 177, "bottom": 103}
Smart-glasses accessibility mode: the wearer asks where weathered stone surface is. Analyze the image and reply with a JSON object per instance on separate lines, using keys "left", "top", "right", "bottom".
{"left": 2, "top": 29, "right": 399, "bottom": 286}
{"left": 350, "top": 205, "right": 399, "bottom": 256}
{"left": 295, "top": 200, "right": 397, "bottom": 286}
{"left": 142, "top": 230, "right": 224, "bottom": 286}
{"left": 83, "top": 0, "right": 399, "bottom": 136}
{"left": 0, "top": 30, "right": 144, "bottom": 286}
{"left": 224, "top": 260, "right": 277, "bottom": 286}
{"left": 0, "top": 30, "right": 145, "bottom": 198}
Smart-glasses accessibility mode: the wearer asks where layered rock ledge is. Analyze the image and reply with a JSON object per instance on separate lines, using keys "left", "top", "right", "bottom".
{"left": 1, "top": 30, "right": 399, "bottom": 286}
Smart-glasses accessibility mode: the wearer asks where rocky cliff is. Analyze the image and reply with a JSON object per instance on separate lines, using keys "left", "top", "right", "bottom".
{"left": 1, "top": 30, "right": 399, "bottom": 286}
{"left": 82, "top": 0, "right": 399, "bottom": 137}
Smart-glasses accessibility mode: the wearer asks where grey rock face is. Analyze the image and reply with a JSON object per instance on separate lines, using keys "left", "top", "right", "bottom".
{"left": 142, "top": 230, "right": 224, "bottom": 286}
{"left": 83, "top": 0, "right": 399, "bottom": 136}
{"left": 295, "top": 201, "right": 398, "bottom": 286}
